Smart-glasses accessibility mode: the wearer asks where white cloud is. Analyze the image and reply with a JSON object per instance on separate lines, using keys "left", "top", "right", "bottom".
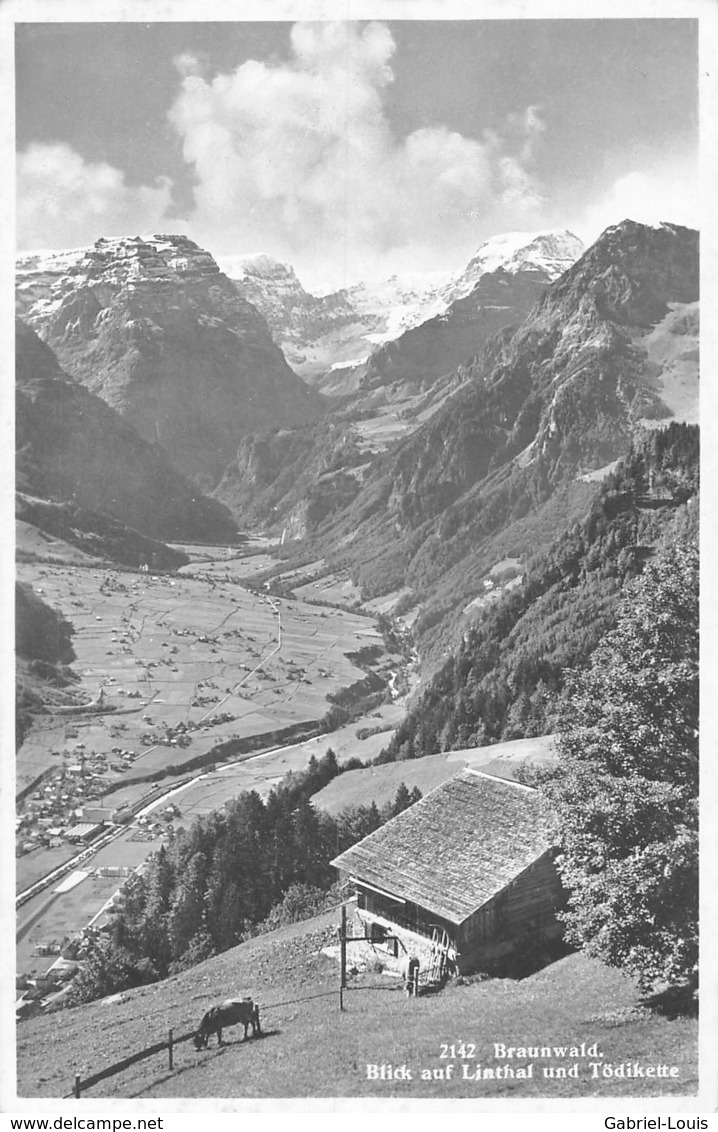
{"left": 574, "top": 162, "right": 700, "bottom": 247}
{"left": 15, "top": 27, "right": 700, "bottom": 293}
{"left": 167, "top": 21, "right": 547, "bottom": 290}
{"left": 16, "top": 143, "right": 175, "bottom": 251}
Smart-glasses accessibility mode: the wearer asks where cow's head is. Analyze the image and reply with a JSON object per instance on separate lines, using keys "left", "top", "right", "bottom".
{"left": 193, "top": 1031, "right": 208, "bottom": 1051}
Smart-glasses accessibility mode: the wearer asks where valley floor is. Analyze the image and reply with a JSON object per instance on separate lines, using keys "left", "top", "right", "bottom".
{"left": 15, "top": 542, "right": 409, "bottom": 980}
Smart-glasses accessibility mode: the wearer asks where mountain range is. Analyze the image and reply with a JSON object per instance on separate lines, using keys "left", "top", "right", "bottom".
{"left": 16, "top": 235, "right": 324, "bottom": 487}
{"left": 15, "top": 220, "right": 699, "bottom": 657}
{"left": 213, "top": 222, "right": 698, "bottom": 573}
{"left": 219, "top": 229, "right": 584, "bottom": 386}
{"left": 327, "top": 221, "right": 698, "bottom": 605}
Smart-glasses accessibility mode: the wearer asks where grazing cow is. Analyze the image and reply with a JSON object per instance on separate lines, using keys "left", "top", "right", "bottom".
{"left": 194, "top": 997, "right": 261, "bottom": 1050}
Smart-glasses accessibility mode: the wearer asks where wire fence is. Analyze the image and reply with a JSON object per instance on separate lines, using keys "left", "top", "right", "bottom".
{"left": 65, "top": 988, "right": 340, "bottom": 1098}
{"left": 64, "top": 899, "right": 400, "bottom": 1099}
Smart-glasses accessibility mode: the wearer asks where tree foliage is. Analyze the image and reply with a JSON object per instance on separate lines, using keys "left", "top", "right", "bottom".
{"left": 543, "top": 539, "right": 698, "bottom": 988}
{"left": 66, "top": 754, "right": 422, "bottom": 1005}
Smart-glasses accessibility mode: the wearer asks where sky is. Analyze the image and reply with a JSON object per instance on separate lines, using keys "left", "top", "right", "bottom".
{"left": 15, "top": 18, "right": 699, "bottom": 292}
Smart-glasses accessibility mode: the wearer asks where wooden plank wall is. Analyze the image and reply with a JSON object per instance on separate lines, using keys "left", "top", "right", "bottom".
{"left": 460, "top": 850, "right": 565, "bottom": 954}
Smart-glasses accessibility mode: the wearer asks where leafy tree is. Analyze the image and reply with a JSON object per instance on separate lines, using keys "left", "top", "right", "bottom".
{"left": 543, "top": 539, "right": 698, "bottom": 988}
{"left": 257, "top": 883, "right": 336, "bottom": 932}
{"left": 66, "top": 936, "right": 157, "bottom": 1005}
{"left": 168, "top": 929, "right": 216, "bottom": 974}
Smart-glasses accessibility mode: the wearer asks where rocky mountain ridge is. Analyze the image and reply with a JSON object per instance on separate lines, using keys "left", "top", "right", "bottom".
{"left": 216, "top": 221, "right": 688, "bottom": 544}
{"left": 352, "top": 264, "right": 560, "bottom": 395}
{"left": 16, "top": 235, "right": 324, "bottom": 486}
{"left": 16, "top": 319, "right": 238, "bottom": 552}
{"left": 212, "top": 233, "right": 587, "bottom": 530}
{"left": 219, "top": 252, "right": 363, "bottom": 380}
{"left": 218, "top": 230, "right": 584, "bottom": 384}
{"left": 244, "top": 220, "right": 699, "bottom": 660}
{"left": 354, "top": 221, "right": 698, "bottom": 535}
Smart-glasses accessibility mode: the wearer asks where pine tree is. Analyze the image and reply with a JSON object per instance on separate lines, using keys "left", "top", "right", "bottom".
{"left": 167, "top": 851, "right": 208, "bottom": 961}
{"left": 391, "top": 782, "right": 412, "bottom": 816}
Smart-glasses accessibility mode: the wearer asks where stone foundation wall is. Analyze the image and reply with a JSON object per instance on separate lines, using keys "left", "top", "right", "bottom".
{"left": 349, "top": 909, "right": 451, "bottom": 979}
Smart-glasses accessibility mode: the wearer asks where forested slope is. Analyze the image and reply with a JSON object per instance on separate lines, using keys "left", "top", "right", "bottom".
{"left": 69, "top": 752, "right": 422, "bottom": 1004}
{"left": 379, "top": 422, "right": 698, "bottom": 760}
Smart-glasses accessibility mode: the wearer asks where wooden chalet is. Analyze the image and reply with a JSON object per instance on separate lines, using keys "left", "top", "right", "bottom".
{"left": 331, "top": 769, "right": 565, "bottom": 976}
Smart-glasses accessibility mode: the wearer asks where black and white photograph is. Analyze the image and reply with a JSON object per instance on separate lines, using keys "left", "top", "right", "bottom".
{"left": 4, "top": 0, "right": 714, "bottom": 1112}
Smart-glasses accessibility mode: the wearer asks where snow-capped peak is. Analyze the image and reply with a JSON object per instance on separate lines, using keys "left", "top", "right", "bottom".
{"left": 447, "top": 229, "right": 584, "bottom": 304}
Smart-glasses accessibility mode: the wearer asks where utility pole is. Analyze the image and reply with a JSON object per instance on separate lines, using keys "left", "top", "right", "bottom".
{"left": 339, "top": 904, "right": 347, "bottom": 1011}
{"left": 338, "top": 900, "right": 400, "bottom": 1012}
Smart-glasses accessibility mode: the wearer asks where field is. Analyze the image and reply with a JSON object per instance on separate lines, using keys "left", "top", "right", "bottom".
{"left": 293, "top": 568, "right": 363, "bottom": 607}
{"left": 136, "top": 702, "right": 409, "bottom": 827}
{"left": 18, "top": 547, "right": 393, "bottom": 800}
{"left": 17, "top": 845, "right": 78, "bottom": 895}
{"left": 15, "top": 910, "right": 698, "bottom": 1101}
{"left": 17, "top": 874, "right": 121, "bottom": 977}
{"left": 16, "top": 541, "right": 415, "bottom": 979}
{"left": 312, "top": 736, "right": 558, "bottom": 815}
{"left": 635, "top": 301, "right": 700, "bottom": 427}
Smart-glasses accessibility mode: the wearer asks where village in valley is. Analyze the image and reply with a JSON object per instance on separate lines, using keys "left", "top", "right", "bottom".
{"left": 15, "top": 536, "right": 416, "bottom": 1006}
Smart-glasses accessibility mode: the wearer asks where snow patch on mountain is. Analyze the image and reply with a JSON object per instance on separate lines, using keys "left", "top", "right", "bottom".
{"left": 16, "top": 235, "right": 225, "bottom": 324}
{"left": 445, "top": 229, "right": 585, "bottom": 306}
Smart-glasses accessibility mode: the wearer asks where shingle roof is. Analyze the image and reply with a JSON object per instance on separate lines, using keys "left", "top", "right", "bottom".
{"left": 330, "top": 769, "right": 556, "bottom": 924}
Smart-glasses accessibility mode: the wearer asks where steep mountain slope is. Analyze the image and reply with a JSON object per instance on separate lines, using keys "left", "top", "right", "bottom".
{"left": 353, "top": 265, "right": 556, "bottom": 393}
{"left": 408, "top": 221, "right": 697, "bottom": 507}
{"left": 214, "top": 420, "right": 369, "bottom": 538}
{"left": 16, "top": 236, "right": 324, "bottom": 486}
{"left": 214, "top": 233, "right": 586, "bottom": 532}
{"left": 221, "top": 254, "right": 453, "bottom": 382}
{"left": 16, "top": 320, "right": 237, "bottom": 547}
{"left": 377, "top": 424, "right": 699, "bottom": 759}
{"left": 15, "top": 581, "right": 84, "bottom": 746}
{"left": 15, "top": 580, "right": 75, "bottom": 668}
{"left": 220, "top": 253, "right": 362, "bottom": 379}
{"left": 259, "top": 221, "right": 699, "bottom": 658}
{"left": 18, "top": 909, "right": 694, "bottom": 1100}
{"left": 348, "top": 220, "right": 696, "bottom": 526}
{"left": 219, "top": 231, "right": 583, "bottom": 387}
{"left": 221, "top": 221, "right": 696, "bottom": 561}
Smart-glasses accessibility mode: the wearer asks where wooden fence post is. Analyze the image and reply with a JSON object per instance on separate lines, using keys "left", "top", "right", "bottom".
{"left": 168, "top": 1029, "right": 173, "bottom": 1070}
{"left": 74, "top": 1074, "right": 81, "bottom": 1099}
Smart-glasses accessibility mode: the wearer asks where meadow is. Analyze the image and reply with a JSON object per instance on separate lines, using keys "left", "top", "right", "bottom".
{"left": 15, "top": 910, "right": 698, "bottom": 1101}
{"left": 312, "top": 736, "right": 558, "bottom": 815}
{"left": 18, "top": 549, "right": 392, "bottom": 801}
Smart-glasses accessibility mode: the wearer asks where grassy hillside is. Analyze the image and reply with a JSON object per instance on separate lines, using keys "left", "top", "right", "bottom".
{"left": 312, "top": 736, "right": 557, "bottom": 815}
{"left": 312, "top": 755, "right": 459, "bottom": 814}
{"left": 16, "top": 910, "right": 697, "bottom": 1100}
